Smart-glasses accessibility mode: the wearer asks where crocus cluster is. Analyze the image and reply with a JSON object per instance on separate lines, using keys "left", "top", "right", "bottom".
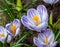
{"left": 0, "top": 19, "right": 20, "bottom": 43}
{"left": 21, "top": 5, "right": 57, "bottom": 47}
{"left": 0, "top": 0, "right": 59, "bottom": 47}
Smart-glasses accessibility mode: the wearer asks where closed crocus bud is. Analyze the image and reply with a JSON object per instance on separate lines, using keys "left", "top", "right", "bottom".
{"left": 0, "top": 26, "right": 12, "bottom": 43}
{"left": 6, "top": 19, "right": 20, "bottom": 37}
{"left": 21, "top": 5, "right": 48, "bottom": 32}
{"left": 43, "top": 0, "right": 59, "bottom": 5}
{"left": 33, "top": 29, "right": 57, "bottom": 47}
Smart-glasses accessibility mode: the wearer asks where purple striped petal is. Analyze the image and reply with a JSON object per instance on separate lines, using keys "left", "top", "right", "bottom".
{"left": 35, "top": 22, "right": 48, "bottom": 32}
{"left": 5, "top": 23, "right": 11, "bottom": 31}
{"left": 43, "top": 29, "right": 52, "bottom": 36}
{"left": 0, "top": 26, "right": 8, "bottom": 43}
{"left": 38, "top": 33, "right": 45, "bottom": 43}
{"left": 43, "top": 0, "right": 59, "bottom": 5}
{"left": 21, "top": 16, "right": 35, "bottom": 30}
{"left": 33, "top": 37, "right": 41, "bottom": 46}
{"left": 13, "top": 19, "right": 20, "bottom": 28}
{"left": 15, "top": 28, "right": 20, "bottom": 36}
{"left": 37, "top": 5, "right": 48, "bottom": 23}
{"left": 27, "top": 8, "right": 41, "bottom": 19}
{"left": 7, "top": 34, "right": 12, "bottom": 43}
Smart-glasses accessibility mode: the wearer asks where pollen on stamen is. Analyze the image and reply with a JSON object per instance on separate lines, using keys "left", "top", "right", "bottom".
{"left": 11, "top": 25, "right": 16, "bottom": 35}
{"left": 45, "top": 36, "right": 49, "bottom": 44}
{"left": 32, "top": 16, "right": 40, "bottom": 25}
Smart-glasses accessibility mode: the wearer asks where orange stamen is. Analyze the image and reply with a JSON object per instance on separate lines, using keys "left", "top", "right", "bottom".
{"left": 45, "top": 36, "right": 49, "bottom": 44}
{"left": 32, "top": 16, "right": 40, "bottom": 25}
{"left": 11, "top": 25, "right": 16, "bottom": 35}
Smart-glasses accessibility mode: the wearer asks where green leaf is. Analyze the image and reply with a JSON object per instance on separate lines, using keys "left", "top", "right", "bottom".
{"left": 12, "top": 43, "right": 31, "bottom": 47}
{"left": 54, "top": 19, "right": 60, "bottom": 29}
{"left": 55, "top": 30, "right": 60, "bottom": 41}
{"left": 2, "top": 0, "right": 15, "bottom": 21}
{"left": 16, "top": 0, "right": 22, "bottom": 11}
{"left": 12, "top": 30, "right": 33, "bottom": 47}
{"left": 49, "top": 11, "right": 53, "bottom": 24}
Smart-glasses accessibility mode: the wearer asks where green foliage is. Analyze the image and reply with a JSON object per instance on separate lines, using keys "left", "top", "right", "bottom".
{"left": 54, "top": 19, "right": 60, "bottom": 29}
{"left": 12, "top": 30, "right": 33, "bottom": 47}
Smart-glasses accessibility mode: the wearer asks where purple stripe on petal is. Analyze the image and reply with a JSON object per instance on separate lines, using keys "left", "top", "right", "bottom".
{"left": 38, "top": 33, "right": 45, "bottom": 43}
{"left": 33, "top": 37, "right": 41, "bottom": 46}
{"left": 27, "top": 8, "right": 41, "bottom": 22}
{"left": 43, "top": 29, "right": 52, "bottom": 36}
{"left": 37, "top": 5, "right": 47, "bottom": 19}
{"left": 37, "top": 5, "right": 48, "bottom": 23}
{"left": 13, "top": 19, "right": 20, "bottom": 28}
{"left": 21, "top": 16, "right": 35, "bottom": 30}
{"left": 5, "top": 23, "right": 11, "bottom": 31}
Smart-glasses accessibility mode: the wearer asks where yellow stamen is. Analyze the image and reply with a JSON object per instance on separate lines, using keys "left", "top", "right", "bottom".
{"left": 0, "top": 32, "right": 4, "bottom": 37}
{"left": 11, "top": 25, "right": 16, "bottom": 35}
{"left": 45, "top": 36, "right": 49, "bottom": 44}
{"left": 32, "top": 16, "right": 40, "bottom": 25}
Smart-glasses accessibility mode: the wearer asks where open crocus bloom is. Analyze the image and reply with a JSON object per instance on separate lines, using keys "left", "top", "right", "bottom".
{"left": 33, "top": 29, "right": 57, "bottom": 47}
{"left": 43, "top": 0, "right": 59, "bottom": 5}
{"left": 21, "top": 5, "right": 48, "bottom": 32}
{"left": 0, "top": 26, "right": 12, "bottom": 43}
{"left": 6, "top": 19, "right": 20, "bottom": 37}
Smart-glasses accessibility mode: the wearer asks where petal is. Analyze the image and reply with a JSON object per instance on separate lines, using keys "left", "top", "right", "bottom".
{"left": 43, "top": 0, "right": 59, "bottom": 4}
{"left": 5, "top": 23, "right": 11, "bottom": 31}
{"left": 48, "top": 33, "right": 54, "bottom": 45}
{"left": 37, "top": 5, "right": 48, "bottom": 22}
{"left": 43, "top": 29, "right": 52, "bottom": 36}
{"left": 38, "top": 33, "right": 45, "bottom": 44}
{"left": 54, "top": 0, "right": 59, "bottom": 4}
{"left": 27, "top": 8, "right": 41, "bottom": 20}
{"left": 0, "top": 26, "right": 8, "bottom": 43}
{"left": 21, "top": 16, "right": 35, "bottom": 30}
{"left": 13, "top": 19, "right": 20, "bottom": 28}
{"left": 33, "top": 37, "right": 41, "bottom": 46}
{"left": 51, "top": 41, "right": 57, "bottom": 47}
{"left": 7, "top": 34, "right": 12, "bottom": 43}
{"left": 15, "top": 28, "right": 20, "bottom": 36}
{"left": 35, "top": 22, "right": 48, "bottom": 32}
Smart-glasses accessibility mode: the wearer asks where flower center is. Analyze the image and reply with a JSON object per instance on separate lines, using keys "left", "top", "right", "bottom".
{"left": 45, "top": 36, "right": 49, "bottom": 44}
{"left": 11, "top": 25, "right": 16, "bottom": 35}
{"left": 32, "top": 16, "right": 40, "bottom": 25}
{"left": 0, "top": 32, "right": 4, "bottom": 37}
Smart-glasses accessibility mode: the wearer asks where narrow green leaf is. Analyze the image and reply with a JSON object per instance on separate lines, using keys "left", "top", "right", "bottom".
{"left": 12, "top": 30, "right": 33, "bottom": 47}
{"left": 49, "top": 11, "right": 53, "bottom": 24}
{"left": 55, "top": 30, "right": 60, "bottom": 41}
{"left": 2, "top": 0, "right": 15, "bottom": 21}
{"left": 54, "top": 19, "right": 60, "bottom": 29}
{"left": 12, "top": 43, "right": 31, "bottom": 47}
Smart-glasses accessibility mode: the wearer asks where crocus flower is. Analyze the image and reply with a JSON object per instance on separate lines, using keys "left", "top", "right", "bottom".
{"left": 21, "top": 5, "right": 48, "bottom": 32}
{"left": 0, "top": 26, "right": 12, "bottom": 43}
{"left": 43, "top": 0, "right": 59, "bottom": 5}
{"left": 6, "top": 19, "right": 20, "bottom": 37}
{"left": 33, "top": 29, "right": 57, "bottom": 47}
